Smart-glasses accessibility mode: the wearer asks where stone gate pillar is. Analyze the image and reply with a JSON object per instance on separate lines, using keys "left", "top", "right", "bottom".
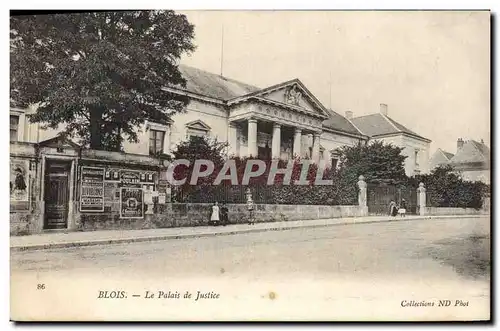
{"left": 418, "top": 182, "right": 426, "bottom": 216}
{"left": 357, "top": 175, "right": 368, "bottom": 216}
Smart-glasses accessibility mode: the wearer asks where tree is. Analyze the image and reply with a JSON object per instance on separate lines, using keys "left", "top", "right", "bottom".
{"left": 335, "top": 141, "right": 407, "bottom": 184}
{"left": 410, "top": 165, "right": 489, "bottom": 209}
{"left": 11, "top": 11, "right": 195, "bottom": 150}
{"left": 170, "top": 136, "right": 228, "bottom": 201}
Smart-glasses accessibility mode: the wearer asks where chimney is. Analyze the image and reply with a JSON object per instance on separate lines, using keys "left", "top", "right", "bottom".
{"left": 457, "top": 138, "right": 464, "bottom": 151}
{"left": 380, "top": 103, "right": 388, "bottom": 116}
{"left": 345, "top": 110, "right": 353, "bottom": 119}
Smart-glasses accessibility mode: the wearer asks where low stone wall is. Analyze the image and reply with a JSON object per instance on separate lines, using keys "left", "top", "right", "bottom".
{"left": 10, "top": 202, "right": 43, "bottom": 236}
{"left": 425, "top": 207, "right": 488, "bottom": 216}
{"left": 78, "top": 203, "right": 362, "bottom": 231}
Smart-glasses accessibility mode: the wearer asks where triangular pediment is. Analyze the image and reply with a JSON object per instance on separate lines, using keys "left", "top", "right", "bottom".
{"left": 185, "top": 120, "right": 211, "bottom": 131}
{"left": 38, "top": 135, "right": 81, "bottom": 149}
{"left": 228, "top": 79, "right": 329, "bottom": 119}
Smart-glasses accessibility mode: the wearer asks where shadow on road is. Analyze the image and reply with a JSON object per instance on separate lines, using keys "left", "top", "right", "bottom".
{"left": 423, "top": 233, "right": 490, "bottom": 280}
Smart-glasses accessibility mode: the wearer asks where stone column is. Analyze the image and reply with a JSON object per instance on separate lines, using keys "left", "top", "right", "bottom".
{"left": 228, "top": 122, "right": 239, "bottom": 157}
{"left": 271, "top": 123, "right": 281, "bottom": 159}
{"left": 293, "top": 128, "right": 302, "bottom": 158}
{"left": 418, "top": 182, "right": 426, "bottom": 216}
{"left": 247, "top": 118, "right": 258, "bottom": 157}
{"left": 312, "top": 132, "right": 321, "bottom": 163}
{"left": 357, "top": 175, "right": 368, "bottom": 216}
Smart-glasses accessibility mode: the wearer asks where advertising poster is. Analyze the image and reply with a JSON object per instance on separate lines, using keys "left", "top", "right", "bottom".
{"left": 120, "top": 187, "right": 144, "bottom": 219}
{"left": 120, "top": 171, "right": 142, "bottom": 186}
{"left": 80, "top": 167, "right": 105, "bottom": 212}
{"left": 10, "top": 159, "right": 30, "bottom": 202}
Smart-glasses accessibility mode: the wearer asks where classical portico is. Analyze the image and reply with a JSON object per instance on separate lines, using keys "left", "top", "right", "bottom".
{"left": 226, "top": 80, "right": 328, "bottom": 162}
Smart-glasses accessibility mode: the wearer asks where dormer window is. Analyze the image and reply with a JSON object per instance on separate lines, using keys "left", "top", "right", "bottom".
{"left": 185, "top": 120, "right": 211, "bottom": 141}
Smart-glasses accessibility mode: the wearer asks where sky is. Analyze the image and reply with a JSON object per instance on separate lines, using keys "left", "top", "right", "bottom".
{"left": 178, "top": 10, "right": 490, "bottom": 155}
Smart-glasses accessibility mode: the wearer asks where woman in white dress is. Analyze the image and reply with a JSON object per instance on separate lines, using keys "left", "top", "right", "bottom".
{"left": 210, "top": 202, "right": 220, "bottom": 226}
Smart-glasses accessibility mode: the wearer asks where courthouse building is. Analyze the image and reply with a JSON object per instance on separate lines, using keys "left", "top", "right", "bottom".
{"left": 12, "top": 65, "right": 368, "bottom": 167}
{"left": 10, "top": 64, "right": 430, "bottom": 234}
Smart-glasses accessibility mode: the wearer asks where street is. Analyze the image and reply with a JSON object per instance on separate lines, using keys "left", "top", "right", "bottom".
{"left": 11, "top": 217, "right": 490, "bottom": 321}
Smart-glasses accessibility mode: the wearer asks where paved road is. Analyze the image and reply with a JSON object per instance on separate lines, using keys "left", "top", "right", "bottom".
{"left": 11, "top": 217, "right": 490, "bottom": 321}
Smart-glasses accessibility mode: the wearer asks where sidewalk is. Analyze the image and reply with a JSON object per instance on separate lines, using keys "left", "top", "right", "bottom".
{"left": 10, "top": 214, "right": 489, "bottom": 251}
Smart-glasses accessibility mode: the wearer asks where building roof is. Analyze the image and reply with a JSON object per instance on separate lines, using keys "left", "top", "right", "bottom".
{"left": 449, "top": 140, "right": 490, "bottom": 164}
{"left": 177, "top": 65, "right": 260, "bottom": 100}
{"left": 323, "top": 109, "right": 366, "bottom": 136}
{"left": 440, "top": 149, "right": 455, "bottom": 160}
{"left": 176, "top": 64, "right": 365, "bottom": 137}
{"left": 351, "top": 113, "right": 430, "bottom": 142}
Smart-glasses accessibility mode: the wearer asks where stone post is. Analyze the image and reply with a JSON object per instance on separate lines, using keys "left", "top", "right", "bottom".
{"left": 357, "top": 175, "right": 368, "bottom": 216}
{"left": 418, "top": 182, "right": 426, "bottom": 216}
{"left": 246, "top": 187, "right": 255, "bottom": 224}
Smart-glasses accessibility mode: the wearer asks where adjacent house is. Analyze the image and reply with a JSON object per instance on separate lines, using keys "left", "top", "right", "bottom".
{"left": 429, "top": 148, "right": 454, "bottom": 170}
{"left": 449, "top": 138, "right": 490, "bottom": 184}
{"left": 349, "top": 104, "right": 432, "bottom": 176}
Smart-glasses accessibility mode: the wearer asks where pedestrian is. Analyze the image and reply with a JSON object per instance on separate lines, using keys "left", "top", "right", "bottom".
{"left": 398, "top": 199, "right": 407, "bottom": 218}
{"left": 210, "top": 201, "right": 220, "bottom": 226}
{"left": 389, "top": 200, "right": 398, "bottom": 217}
{"left": 220, "top": 202, "right": 229, "bottom": 226}
{"left": 247, "top": 199, "right": 255, "bottom": 225}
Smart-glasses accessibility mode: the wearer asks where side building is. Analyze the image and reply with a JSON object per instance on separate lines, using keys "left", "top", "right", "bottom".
{"left": 429, "top": 139, "right": 490, "bottom": 184}
{"left": 349, "top": 104, "right": 432, "bottom": 176}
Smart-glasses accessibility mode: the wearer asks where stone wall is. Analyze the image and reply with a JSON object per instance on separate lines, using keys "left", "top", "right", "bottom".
{"left": 425, "top": 207, "right": 488, "bottom": 216}
{"left": 78, "top": 203, "right": 361, "bottom": 231}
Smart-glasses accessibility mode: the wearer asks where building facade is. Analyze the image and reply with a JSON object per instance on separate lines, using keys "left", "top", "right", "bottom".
{"left": 429, "top": 139, "right": 490, "bottom": 184}
{"left": 449, "top": 139, "right": 490, "bottom": 184}
{"left": 429, "top": 148, "right": 455, "bottom": 170}
{"left": 349, "top": 104, "right": 432, "bottom": 176}
{"left": 11, "top": 65, "right": 368, "bottom": 167}
{"left": 10, "top": 65, "right": 373, "bottom": 234}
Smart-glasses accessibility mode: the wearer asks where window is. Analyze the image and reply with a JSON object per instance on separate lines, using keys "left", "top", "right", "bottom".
{"left": 149, "top": 129, "right": 165, "bottom": 156}
{"left": 189, "top": 135, "right": 205, "bottom": 144}
{"left": 10, "top": 115, "right": 19, "bottom": 142}
{"left": 414, "top": 150, "right": 419, "bottom": 166}
{"left": 331, "top": 158, "right": 339, "bottom": 169}
{"left": 188, "top": 130, "right": 207, "bottom": 141}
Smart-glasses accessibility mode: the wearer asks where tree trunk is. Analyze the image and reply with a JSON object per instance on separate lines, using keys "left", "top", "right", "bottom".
{"left": 89, "top": 107, "right": 102, "bottom": 150}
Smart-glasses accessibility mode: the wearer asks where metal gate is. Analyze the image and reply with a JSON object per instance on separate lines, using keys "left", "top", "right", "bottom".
{"left": 367, "top": 184, "right": 417, "bottom": 215}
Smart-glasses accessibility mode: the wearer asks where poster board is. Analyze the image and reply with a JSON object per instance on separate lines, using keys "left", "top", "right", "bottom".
{"left": 79, "top": 166, "right": 105, "bottom": 212}
{"left": 10, "top": 159, "right": 30, "bottom": 203}
{"left": 120, "top": 187, "right": 144, "bottom": 219}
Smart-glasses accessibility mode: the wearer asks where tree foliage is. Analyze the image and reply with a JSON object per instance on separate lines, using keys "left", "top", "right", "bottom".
{"left": 11, "top": 11, "right": 195, "bottom": 150}
{"left": 170, "top": 137, "right": 358, "bottom": 205}
{"left": 335, "top": 141, "right": 407, "bottom": 184}
{"left": 409, "top": 165, "right": 489, "bottom": 209}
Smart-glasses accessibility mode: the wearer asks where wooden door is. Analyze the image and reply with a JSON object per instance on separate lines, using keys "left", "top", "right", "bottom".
{"left": 44, "top": 161, "right": 70, "bottom": 229}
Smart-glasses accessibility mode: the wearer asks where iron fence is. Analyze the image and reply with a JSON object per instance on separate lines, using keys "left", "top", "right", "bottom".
{"left": 367, "top": 183, "right": 418, "bottom": 215}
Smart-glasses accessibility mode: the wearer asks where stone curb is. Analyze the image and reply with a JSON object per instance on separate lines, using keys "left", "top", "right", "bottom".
{"left": 10, "top": 214, "right": 488, "bottom": 252}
